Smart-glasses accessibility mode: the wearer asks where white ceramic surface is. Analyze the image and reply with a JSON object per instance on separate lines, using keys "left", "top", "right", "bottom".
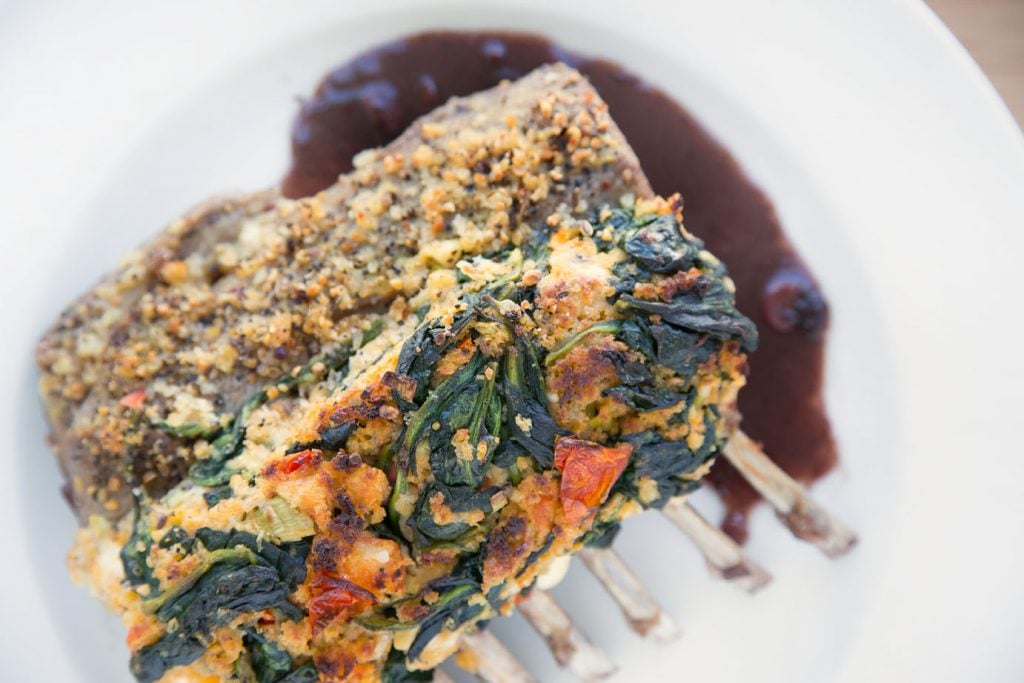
{"left": 1, "top": 1, "right": 1022, "bottom": 681}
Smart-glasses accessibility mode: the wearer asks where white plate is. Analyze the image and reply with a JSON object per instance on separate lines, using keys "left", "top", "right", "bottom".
{"left": 2, "top": 1, "right": 1022, "bottom": 681}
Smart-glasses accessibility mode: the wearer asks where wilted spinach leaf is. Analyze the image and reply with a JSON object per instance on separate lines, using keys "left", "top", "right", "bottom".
{"left": 278, "top": 664, "right": 319, "bottom": 683}
{"left": 285, "top": 420, "right": 357, "bottom": 456}
{"left": 596, "top": 339, "right": 695, "bottom": 413}
{"left": 406, "top": 584, "right": 485, "bottom": 663}
{"left": 369, "top": 521, "right": 406, "bottom": 546}
{"left": 203, "top": 484, "right": 233, "bottom": 507}
{"left": 188, "top": 390, "right": 263, "bottom": 486}
{"left": 133, "top": 560, "right": 297, "bottom": 683}
{"left": 407, "top": 482, "right": 500, "bottom": 545}
{"left": 649, "top": 321, "right": 718, "bottom": 377}
{"left": 130, "top": 633, "right": 206, "bottom": 683}
{"left": 395, "top": 353, "right": 485, "bottom": 476}
{"left": 544, "top": 320, "right": 623, "bottom": 367}
{"left": 318, "top": 421, "right": 357, "bottom": 450}
{"left": 499, "top": 339, "right": 562, "bottom": 468}
{"left": 581, "top": 519, "right": 622, "bottom": 549}
{"left": 130, "top": 530, "right": 311, "bottom": 683}
{"left": 604, "top": 385, "right": 693, "bottom": 413}
{"left": 427, "top": 360, "right": 500, "bottom": 488}
{"left": 515, "top": 536, "right": 555, "bottom": 580}
{"left": 618, "top": 318, "right": 720, "bottom": 379}
{"left": 613, "top": 431, "right": 706, "bottom": 507}
{"left": 153, "top": 421, "right": 221, "bottom": 440}
{"left": 195, "top": 528, "right": 310, "bottom": 587}
{"left": 397, "top": 309, "right": 476, "bottom": 404}
{"left": 620, "top": 212, "right": 700, "bottom": 274}
{"left": 430, "top": 549, "right": 486, "bottom": 594}
{"left": 600, "top": 206, "right": 757, "bottom": 352}
{"left": 121, "top": 492, "right": 158, "bottom": 590}
{"left": 236, "top": 629, "right": 293, "bottom": 683}
{"left": 620, "top": 293, "right": 758, "bottom": 352}
{"left": 363, "top": 553, "right": 490, "bottom": 662}
{"left": 616, "top": 320, "right": 656, "bottom": 360}
{"left": 156, "top": 525, "right": 193, "bottom": 551}
{"left": 381, "top": 649, "right": 431, "bottom": 683}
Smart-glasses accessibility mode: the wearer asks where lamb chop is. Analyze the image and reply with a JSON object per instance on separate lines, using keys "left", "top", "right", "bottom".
{"left": 36, "top": 63, "right": 646, "bottom": 522}
{"left": 44, "top": 64, "right": 853, "bottom": 683}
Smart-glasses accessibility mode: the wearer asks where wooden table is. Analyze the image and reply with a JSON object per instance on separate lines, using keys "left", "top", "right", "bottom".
{"left": 929, "top": 0, "right": 1024, "bottom": 126}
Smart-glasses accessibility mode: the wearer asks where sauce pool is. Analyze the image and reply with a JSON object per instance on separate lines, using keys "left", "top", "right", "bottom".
{"left": 282, "top": 31, "right": 837, "bottom": 543}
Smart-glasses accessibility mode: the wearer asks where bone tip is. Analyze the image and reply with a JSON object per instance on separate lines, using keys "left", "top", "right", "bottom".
{"left": 822, "top": 527, "right": 858, "bottom": 559}
{"left": 567, "top": 649, "right": 619, "bottom": 681}
{"left": 744, "top": 568, "right": 774, "bottom": 593}
{"left": 633, "top": 611, "right": 682, "bottom": 644}
{"left": 714, "top": 561, "right": 774, "bottom": 593}
{"left": 782, "top": 507, "right": 859, "bottom": 559}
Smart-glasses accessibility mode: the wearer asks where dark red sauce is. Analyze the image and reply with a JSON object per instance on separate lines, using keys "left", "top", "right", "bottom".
{"left": 282, "top": 31, "right": 837, "bottom": 543}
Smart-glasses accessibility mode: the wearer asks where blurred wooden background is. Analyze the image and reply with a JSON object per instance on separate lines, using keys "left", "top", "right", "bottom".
{"left": 929, "top": 0, "right": 1024, "bottom": 126}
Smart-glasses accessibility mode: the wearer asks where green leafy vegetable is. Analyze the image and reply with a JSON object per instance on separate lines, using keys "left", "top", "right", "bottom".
{"left": 146, "top": 547, "right": 296, "bottom": 621}
{"left": 381, "top": 649, "right": 431, "bottom": 683}
{"left": 234, "top": 629, "right": 296, "bottom": 683}
{"left": 278, "top": 664, "right": 319, "bottom": 682}
{"left": 309, "top": 421, "right": 358, "bottom": 452}
{"left": 282, "top": 667, "right": 321, "bottom": 683}
{"left": 620, "top": 294, "right": 758, "bottom": 351}
{"left": 616, "top": 318, "right": 719, "bottom": 379}
{"left": 407, "top": 482, "right": 500, "bottom": 545}
{"left": 156, "top": 525, "right": 192, "bottom": 551}
{"left": 604, "top": 384, "right": 692, "bottom": 413}
{"left": 396, "top": 310, "right": 476, "bottom": 404}
{"left": 648, "top": 321, "right": 717, "bottom": 376}
{"left": 619, "top": 211, "right": 700, "bottom": 274}
{"left": 515, "top": 536, "right": 555, "bottom": 580}
{"left": 187, "top": 392, "right": 261, "bottom": 486}
{"left": 357, "top": 553, "right": 487, "bottom": 663}
{"left": 615, "top": 320, "right": 656, "bottom": 360}
{"left": 427, "top": 360, "right": 500, "bottom": 487}
{"left": 369, "top": 521, "right": 406, "bottom": 546}
{"left": 356, "top": 609, "right": 420, "bottom": 632}
{"left": 203, "top": 483, "right": 233, "bottom": 507}
{"left": 133, "top": 560, "right": 295, "bottom": 682}
{"left": 130, "top": 530, "right": 311, "bottom": 683}
{"left": 194, "top": 528, "right": 311, "bottom": 587}
{"left": 601, "top": 205, "right": 757, "bottom": 352}
{"left": 394, "top": 353, "right": 486, "bottom": 476}
{"left": 613, "top": 431, "right": 706, "bottom": 506}
{"left": 597, "top": 334, "right": 688, "bottom": 415}
{"left": 129, "top": 632, "right": 206, "bottom": 683}
{"left": 120, "top": 492, "right": 158, "bottom": 590}
{"left": 498, "top": 339, "right": 561, "bottom": 468}
{"left": 407, "top": 584, "right": 485, "bottom": 663}
{"left": 153, "top": 421, "right": 221, "bottom": 439}
{"left": 544, "top": 320, "right": 622, "bottom": 367}
{"left": 581, "top": 519, "right": 622, "bottom": 548}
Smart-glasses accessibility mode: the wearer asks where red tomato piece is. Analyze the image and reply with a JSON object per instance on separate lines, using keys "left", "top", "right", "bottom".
{"left": 308, "top": 575, "right": 375, "bottom": 634}
{"left": 553, "top": 436, "right": 632, "bottom": 523}
{"left": 269, "top": 448, "right": 322, "bottom": 476}
{"left": 119, "top": 388, "right": 146, "bottom": 410}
